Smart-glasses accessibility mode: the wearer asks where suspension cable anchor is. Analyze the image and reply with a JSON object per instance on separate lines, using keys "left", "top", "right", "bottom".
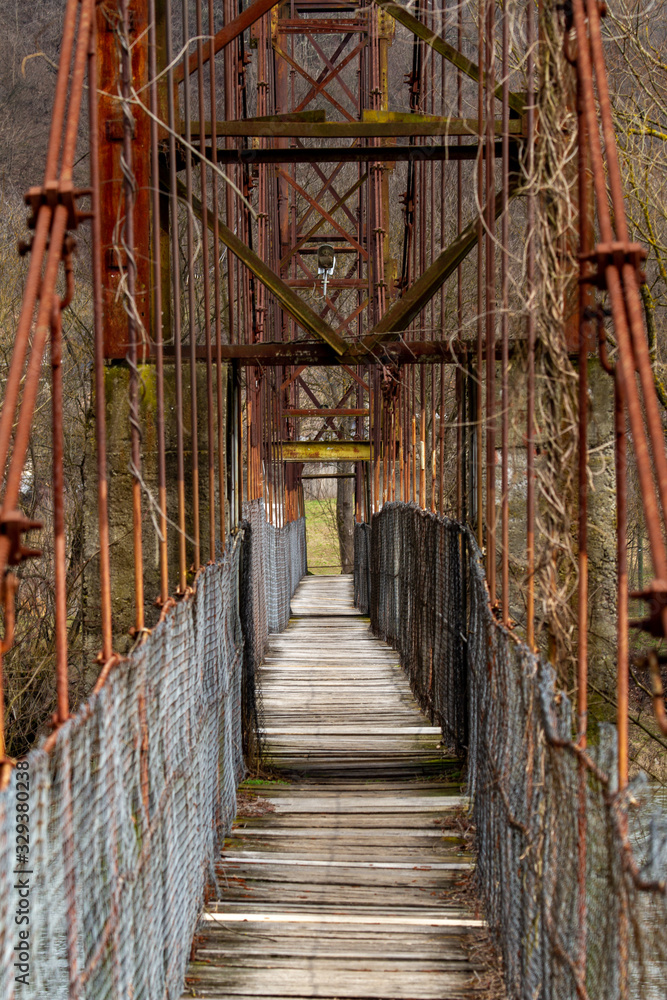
{"left": 0, "top": 511, "right": 43, "bottom": 566}
{"left": 49, "top": 709, "right": 74, "bottom": 731}
{"left": 129, "top": 625, "right": 152, "bottom": 641}
{"left": 579, "top": 241, "right": 647, "bottom": 290}
{"left": 628, "top": 578, "right": 667, "bottom": 636}
{"left": 24, "top": 180, "right": 94, "bottom": 231}
{"left": 646, "top": 650, "right": 667, "bottom": 735}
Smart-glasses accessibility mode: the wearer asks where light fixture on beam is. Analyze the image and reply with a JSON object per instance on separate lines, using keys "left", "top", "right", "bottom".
{"left": 317, "top": 243, "right": 336, "bottom": 298}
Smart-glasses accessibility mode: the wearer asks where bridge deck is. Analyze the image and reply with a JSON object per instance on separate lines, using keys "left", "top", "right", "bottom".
{"left": 183, "top": 575, "right": 487, "bottom": 999}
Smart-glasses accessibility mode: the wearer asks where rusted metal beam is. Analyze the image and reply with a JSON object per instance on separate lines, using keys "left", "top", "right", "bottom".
{"left": 284, "top": 408, "right": 369, "bottom": 417}
{"left": 98, "top": 3, "right": 151, "bottom": 359}
{"left": 190, "top": 118, "right": 524, "bottom": 139}
{"left": 340, "top": 363, "right": 370, "bottom": 392}
{"left": 272, "top": 40, "right": 364, "bottom": 121}
{"left": 277, "top": 167, "right": 367, "bottom": 258}
{"left": 206, "top": 141, "right": 513, "bottom": 165}
{"left": 281, "top": 441, "right": 371, "bottom": 462}
{"left": 295, "top": 379, "right": 344, "bottom": 440}
{"left": 174, "top": 0, "right": 282, "bottom": 85}
{"left": 160, "top": 340, "right": 518, "bottom": 365}
{"left": 246, "top": 110, "right": 326, "bottom": 122}
{"left": 171, "top": 175, "right": 347, "bottom": 355}
{"left": 280, "top": 172, "right": 367, "bottom": 271}
{"left": 373, "top": 0, "right": 525, "bottom": 116}
{"left": 360, "top": 109, "right": 495, "bottom": 125}
{"left": 285, "top": 279, "right": 368, "bottom": 287}
{"left": 363, "top": 176, "right": 520, "bottom": 349}
{"left": 273, "top": 18, "right": 367, "bottom": 32}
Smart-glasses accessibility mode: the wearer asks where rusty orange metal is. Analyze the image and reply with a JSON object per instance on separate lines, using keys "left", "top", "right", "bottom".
{"left": 97, "top": 1, "right": 151, "bottom": 360}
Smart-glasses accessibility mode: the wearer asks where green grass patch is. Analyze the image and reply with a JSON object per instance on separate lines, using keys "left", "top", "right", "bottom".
{"left": 305, "top": 498, "right": 341, "bottom": 575}
{"left": 242, "top": 777, "right": 290, "bottom": 786}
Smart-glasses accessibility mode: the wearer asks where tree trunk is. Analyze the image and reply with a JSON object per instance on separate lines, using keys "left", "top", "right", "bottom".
{"left": 336, "top": 463, "right": 355, "bottom": 573}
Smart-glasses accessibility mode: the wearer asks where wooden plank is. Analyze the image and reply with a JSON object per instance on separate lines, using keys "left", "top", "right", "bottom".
{"left": 219, "top": 859, "right": 472, "bottom": 870}
{"left": 201, "top": 912, "right": 484, "bottom": 927}
{"left": 240, "top": 796, "right": 463, "bottom": 813}
{"left": 185, "top": 971, "right": 478, "bottom": 1000}
{"left": 262, "top": 726, "right": 441, "bottom": 734}
{"left": 240, "top": 781, "right": 461, "bottom": 793}
{"left": 221, "top": 849, "right": 469, "bottom": 864}
{"left": 193, "top": 955, "right": 478, "bottom": 971}
{"left": 230, "top": 824, "right": 454, "bottom": 846}
{"left": 182, "top": 574, "right": 492, "bottom": 1000}
{"left": 197, "top": 943, "right": 477, "bottom": 960}
{"left": 211, "top": 885, "right": 472, "bottom": 908}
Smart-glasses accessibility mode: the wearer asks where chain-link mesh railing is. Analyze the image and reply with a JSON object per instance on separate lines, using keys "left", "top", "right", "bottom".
{"left": 353, "top": 522, "right": 372, "bottom": 615}
{"left": 242, "top": 500, "right": 306, "bottom": 638}
{"left": 356, "top": 505, "right": 468, "bottom": 752}
{"left": 240, "top": 500, "right": 306, "bottom": 761}
{"left": 0, "top": 506, "right": 305, "bottom": 1000}
{"left": 357, "top": 502, "right": 667, "bottom": 1000}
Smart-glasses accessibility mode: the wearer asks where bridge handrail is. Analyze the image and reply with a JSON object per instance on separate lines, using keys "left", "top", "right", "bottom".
{"left": 0, "top": 500, "right": 305, "bottom": 998}
{"left": 359, "top": 502, "right": 667, "bottom": 999}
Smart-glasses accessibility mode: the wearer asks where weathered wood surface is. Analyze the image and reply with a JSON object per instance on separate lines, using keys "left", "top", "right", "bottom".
{"left": 183, "top": 574, "right": 488, "bottom": 999}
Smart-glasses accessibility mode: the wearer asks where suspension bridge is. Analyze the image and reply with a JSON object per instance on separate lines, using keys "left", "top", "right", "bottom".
{"left": 0, "top": 0, "right": 666, "bottom": 998}
{"left": 183, "top": 573, "right": 483, "bottom": 999}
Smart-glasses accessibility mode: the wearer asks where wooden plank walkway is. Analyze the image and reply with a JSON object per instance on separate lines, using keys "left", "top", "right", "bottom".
{"left": 183, "top": 574, "right": 488, "bottom": 999}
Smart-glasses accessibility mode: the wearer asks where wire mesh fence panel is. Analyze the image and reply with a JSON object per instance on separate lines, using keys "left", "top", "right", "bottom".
{"left": 241, "top": 500, "right": 306, "bottom": 761}
{"left": 358, "top": 503, "right": 468, "bottom": 752}
{"left": 353, "top": 523, "right": 371, "bottom": 615}
{"left": 0, "top": 505, "right": 306, "bottom": 1000}
{"left": 357, "top": 502, "right": 667, "bottom": 1000}
{"left": 242, "top": 499, "right": 306, "bottom": 638}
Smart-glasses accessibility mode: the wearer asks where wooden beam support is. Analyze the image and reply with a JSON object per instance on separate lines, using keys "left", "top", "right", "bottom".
{"left": 170, "top": 175, "right": 347, "bottom": 356}
{"left": 373, "top": 0, "right": 526, "bottom": 116}
{"left": 281, "top": 441, "right": 371, "bottom": 462}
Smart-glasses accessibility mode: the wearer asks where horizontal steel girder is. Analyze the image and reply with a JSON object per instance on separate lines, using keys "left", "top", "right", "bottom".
{"left": 189, "top": 118, "right": 525, "bottom": 139}
{"left": 284, "top": 408, "right": 370, "bottom": 417}
{"left": 159, "top": 340, "right": 520, "bottom": 366}
{"left": 206, "top": 141, "right": 518, "bottom": 165}
{"left": 280, "top": 441, "right": 371, "bottom": 462}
